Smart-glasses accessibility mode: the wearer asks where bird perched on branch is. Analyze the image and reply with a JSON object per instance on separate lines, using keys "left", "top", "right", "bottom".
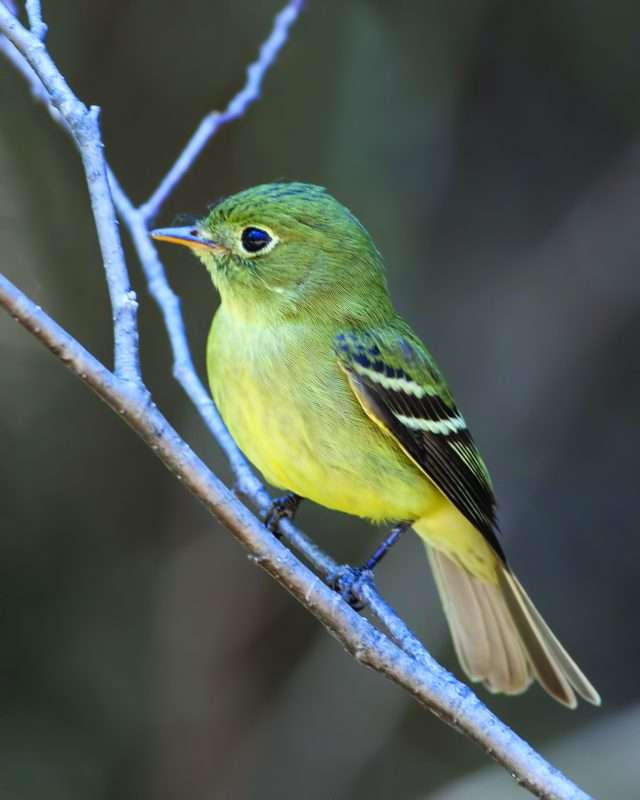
{"left": 152, "top": 182, "right": 599, "bottom": 708}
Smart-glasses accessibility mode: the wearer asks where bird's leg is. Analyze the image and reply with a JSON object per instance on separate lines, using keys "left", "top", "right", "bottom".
{"left": 362, "top": 521, "right": 411, "bottom": 571}
{"left": 264, "top": 492, "right": 302, "bottom": 536}
{"left": 328, "top": 521, "right": 411, "bottom": 610}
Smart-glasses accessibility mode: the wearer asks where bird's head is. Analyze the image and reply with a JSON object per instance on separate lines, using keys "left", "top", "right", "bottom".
{"left": 152, "top": 182, "right": 392, "bottom": 322}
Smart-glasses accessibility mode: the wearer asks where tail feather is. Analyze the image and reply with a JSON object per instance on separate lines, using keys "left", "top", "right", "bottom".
{"left": 428, "top": 546, "right": 492, "bottom": 680}
{"left": 427, "top": 546, "right": 600, "bottom": 707}
{"left": 500, "top": 569, "right": 601, "bottom": 706}
{"left": 470, "top": 565, "right": 530, "bottom": 694}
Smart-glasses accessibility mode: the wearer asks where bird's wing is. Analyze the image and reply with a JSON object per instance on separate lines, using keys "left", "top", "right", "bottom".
{"left": 335, "top": 327, "right": 502, "bottom": 555}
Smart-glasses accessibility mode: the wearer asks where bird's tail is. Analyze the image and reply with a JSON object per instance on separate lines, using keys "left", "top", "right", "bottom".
{"left": 426, "top": 545, "right": 601, "bottom": 707}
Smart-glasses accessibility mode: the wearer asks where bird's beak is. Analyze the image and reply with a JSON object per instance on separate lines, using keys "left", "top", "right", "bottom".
{"left": 150, "top": 226, "right": 226, "bottom": 254}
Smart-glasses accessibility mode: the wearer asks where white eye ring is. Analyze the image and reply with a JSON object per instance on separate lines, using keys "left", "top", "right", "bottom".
{"left": 238, "top": 224, "right": 279, "bottom": 256}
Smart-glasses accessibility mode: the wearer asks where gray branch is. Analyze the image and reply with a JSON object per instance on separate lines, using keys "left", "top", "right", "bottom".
{"left": 0, "top": 3, "right": 141, "bottom": 385}
{"left": 25, "top": 0, "right": 46, "bottom": 39}
{"left": 0, "top": 4, "right": 593, "bottom": 799}
{"left": 139, "top": 0, "right": 305, "bottom": 224}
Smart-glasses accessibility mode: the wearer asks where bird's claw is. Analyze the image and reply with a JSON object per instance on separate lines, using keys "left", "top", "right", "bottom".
{"left": 327, "top": 522, "right": 409, "bottom": 608}
{"left": 327, "top": 565, "right": 372, "bottom": 611}
{"left": 264, "top": 492, "right": 301, "bottom": 536}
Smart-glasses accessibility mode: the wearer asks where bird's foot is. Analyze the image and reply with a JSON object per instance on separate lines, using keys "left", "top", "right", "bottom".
{"left": 264, "top": 492, "right": 302, "bottom": 536}
{"left": 327, "top": 565, "right": 372, "bottom": 611}
{"left": 327, "top": 522, "right": 411, "bottom": 610}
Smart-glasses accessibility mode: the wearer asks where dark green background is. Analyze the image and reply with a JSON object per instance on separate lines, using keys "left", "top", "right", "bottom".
{"left": 1, "top": 1, "right": 639, "bottom": 797}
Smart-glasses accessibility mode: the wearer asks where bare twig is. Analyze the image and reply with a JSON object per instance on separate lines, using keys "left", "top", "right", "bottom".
{"left": 140, "top": 0, "right": 305, "bottom": 223}
{"left": 25, "top": 0, "right": 46, "bottom": 39}
{"left": 0, "top": 3, "right": 141, "bottom": 385}
{"left": 0, "top": 4, "right": 594, "bottom": 799}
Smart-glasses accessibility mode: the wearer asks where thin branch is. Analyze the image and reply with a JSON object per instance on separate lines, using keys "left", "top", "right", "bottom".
{"left": 0, "top": 5, "right": 596, "bottom": 799}
{"left": 0, "top": 34, "right": 61, "bottom": 123}
{"left": 0, "top": 273, "right": 591, "bottom": 800}
{"left": 25, "top": 0, "right": 46, "bottom": 40}
{"left": 139, "top": 0, "right": 304, "bottom": 223}
{"left": 0, "top": 3, "right": 141, "bottom": 385}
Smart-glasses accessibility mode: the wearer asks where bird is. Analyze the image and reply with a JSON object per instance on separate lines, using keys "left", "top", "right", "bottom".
{"left": 152, "top": 181, "right": 600, "bottom": 708}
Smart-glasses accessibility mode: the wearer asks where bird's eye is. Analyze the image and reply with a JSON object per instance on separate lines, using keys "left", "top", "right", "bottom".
{"left": 240, "top": 226, "right": 272, "bottom": 254}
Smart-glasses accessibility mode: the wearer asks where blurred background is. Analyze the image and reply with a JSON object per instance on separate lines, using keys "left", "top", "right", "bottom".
{"left": 1, "top": 0, "right": 639, "bottom": 797}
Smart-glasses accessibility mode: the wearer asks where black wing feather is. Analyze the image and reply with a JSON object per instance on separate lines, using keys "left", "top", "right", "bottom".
{"left": 338, "top": 331, "right": 503, "bottom": 559}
